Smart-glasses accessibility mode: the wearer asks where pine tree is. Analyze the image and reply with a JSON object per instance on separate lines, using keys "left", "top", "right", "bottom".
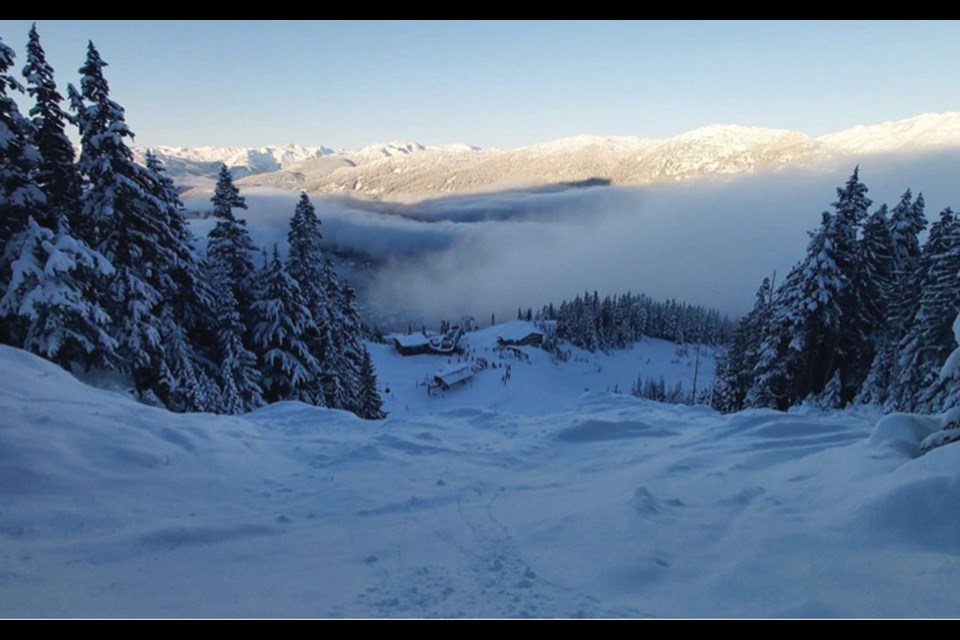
{"left": 830, "top": 168, "right": 872, "bottom": 402}
{"left": 356, "top": 346, "right": 386, "bottom": 420}
{"left": 203, "top": 165, "right": 264, "bottom": 411}
{"left": 318, "top": 255, "right": 351, "bottom": 410}
{"left": 69, "top": 41, "right": 144, "bottom": 252}
{"left": 818, "top": 369, "right": 842, "bottom": 410}
{"left": 849, "top": 204, "right": 895, "bottom": 402}
{"left": 894, "top": 209, "right": 960, "bottom": 412}
{"left": 211, "top": 281, "right": 263, "bottom": 414}
{"left": 22, "top": 24, "right": 81, "bottom": 232}
{"left": 747, "top": 264, "right": 808, "bottom": 409}
{"left": 0, "top": 216, "right": 116, "bottom": 370}
{"left": 285, "top": 191, "right": 331, "bottom": 402}
{"left": 143, "top": 151, "right": 218, "bottom": 399}
{"left": 154, "top": 305, "right": 217, "bottom": 413}
{"left": 0, "top": 34, "right": 46, "bottom": 338}
{"left": 713, "top": 277, "right": 772, "bottom": 412}
{"left": 70, "top": 42, "right": 185, "bottom": 397}
{"left": 252, "top": 246, "right": 319, "bottom": 403}
{"left": 144, "top": 151, "right": 209, "bottom": 318}
{"left": 207, "top": 164, "right": 256, "bottom": 325}
{"left": 860, "top": 190, "right": 927, "bottom": 408}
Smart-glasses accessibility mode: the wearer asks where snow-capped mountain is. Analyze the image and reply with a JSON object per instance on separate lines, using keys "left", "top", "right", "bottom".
{"left": 816, "top": 112, "right": 960, "bottom": 155}
{"left": 132, "top": 143, "right": 338, "bottom": 188}
{"left": 142, "top": 112, "right": 960, "bottom": 198}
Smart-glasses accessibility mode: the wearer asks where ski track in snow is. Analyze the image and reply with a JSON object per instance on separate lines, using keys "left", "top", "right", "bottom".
{"left": 0, "top": 334, "right": 958, "bottom": 617}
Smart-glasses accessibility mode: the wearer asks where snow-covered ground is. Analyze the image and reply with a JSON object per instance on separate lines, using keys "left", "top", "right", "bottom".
{"left": 373, "top": 321, "right": 715, "bottom": 417}
{"left": 1, "top": 330, "right": 958, "bottom": 618}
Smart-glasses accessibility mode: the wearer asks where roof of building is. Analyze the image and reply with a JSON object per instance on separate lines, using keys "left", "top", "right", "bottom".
{"left": 433, "top": 363, "right": 475, "bottom": 387}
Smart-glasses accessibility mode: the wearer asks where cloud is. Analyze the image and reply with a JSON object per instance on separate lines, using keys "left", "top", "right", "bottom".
{"left": 185, "top": 149, "right": 960, "bottom": 327}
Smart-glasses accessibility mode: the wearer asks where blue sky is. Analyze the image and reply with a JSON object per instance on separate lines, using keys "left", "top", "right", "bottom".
{"left": 4, "top": 20, "right": 960, "bottom": 149}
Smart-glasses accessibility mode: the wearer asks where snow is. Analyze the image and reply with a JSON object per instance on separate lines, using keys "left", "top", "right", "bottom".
{"left": 376, "top": 322, "right": 714, "bottom": 417}
{"left": 2, "top": 340, "right": 960, "bottom": 617}
{"left": 392, "top": 333, "right": 430, "bottom": 348}
{"left": 817, "top": 112, "right": 960, "bottom": 155}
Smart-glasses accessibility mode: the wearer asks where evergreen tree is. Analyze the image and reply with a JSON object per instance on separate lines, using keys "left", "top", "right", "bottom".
{"left": 153, "top": 305, "right": 218, "bottom": 413}
{"left": 143, "top": 151, "right": 218, "bottom": 398}
{"left": 204, "top": 169, "right": 262, "bottom": 413}
{"left": 830, "top": 168, "right": 872, "bottom": 402}
{"left": 889, "top": 190, "right": 926, "bottom": 280}
{"left": 713, "top": 277, "right": 771, "bottom": 412}
{"left": 356, "top": 346, "right": 386, "bottom": 420}
{"left": 747, "top": 263, "right": 808, "bottom": 409}
{"left": 144, "top": 151, "right": 209, "bottom": 319}
{"left": 252, "top": 246, "right": 318, "bottom": 403}
{"left": 894, "top": 209, "right": 960, "bottom": 412}
{"left": 207, "top": 164, "right": 256, "bottom": 325}
{"left": 861, "top": 190, "right": 926, "bottom": 407}
{"left": 318, "top": 255, "right": 351, "bottom": 410}
{"left": 211, "top": 281, "right": 262, "bottom": 414}
{"left": 70, "top": 42, "right": 186, "bottom": 397}
{"left": 0, "top": 34, "right": 45, "bottom": 335}
{"left": 919, "top": 312, "right": 960, "bottom": 453}
{"left": 743, "top": 170, "right": 873, "bottom": 410}
{"left": 22, "top": 24, "right": 81, "bottom": 232}
{"left": 848, "top": 204, "right": 895, "bottom": 402}
{"left": 337, "top": 281, "right": 371, "bottom": 412}
{"left": 285, "top": 191, "right": 331, "bottom": 403}
{"left": 69, "top": 41, "right": 145, "bottom": 252}
{"left": 818, "top": 369, "right": 843, "bottom": 410}
{"left": 0, "top": 216, "right": 116, "bottom": 369}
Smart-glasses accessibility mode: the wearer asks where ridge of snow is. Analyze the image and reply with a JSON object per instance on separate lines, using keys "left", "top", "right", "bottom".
{"left": 818, "top": 112, "right": 960, "bottom": 155}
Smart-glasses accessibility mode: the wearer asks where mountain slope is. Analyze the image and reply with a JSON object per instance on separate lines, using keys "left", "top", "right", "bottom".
{"left": 3, "top": 339, "right": 960, "bottom": 617}
{"left": 141, "top": 111, "right": 960, "bottom": 198}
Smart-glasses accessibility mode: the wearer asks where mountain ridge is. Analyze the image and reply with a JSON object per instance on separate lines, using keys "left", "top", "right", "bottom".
{"left": 137, "top": 111, "right": 960, "bottom": 198}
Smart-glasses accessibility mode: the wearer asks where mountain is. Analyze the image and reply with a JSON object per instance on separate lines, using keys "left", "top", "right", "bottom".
{"left": 140, "top": 112, "right": 960, "bottom": 198}
{"left": 817, "top": 112, "right": 960, "bottom": 155}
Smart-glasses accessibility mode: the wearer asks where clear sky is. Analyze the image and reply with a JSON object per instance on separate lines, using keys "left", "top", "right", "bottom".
{"left": 3, "top": 20, "right": 960, "bottom": 150}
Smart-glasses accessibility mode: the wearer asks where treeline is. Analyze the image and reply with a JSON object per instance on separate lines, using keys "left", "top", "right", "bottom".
{"left": 0, "top": 28, "right": 384, "bottom": 418}
{"left": 537, "top": 291, "right": 734, "bottom": 352}
{"left": 713, "top": 168, "right": 959, "bottom": 415}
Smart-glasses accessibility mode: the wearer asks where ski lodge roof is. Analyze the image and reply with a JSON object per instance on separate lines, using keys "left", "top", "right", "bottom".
{"left": 432, "top": 363, "right": 475, "bottom": 389}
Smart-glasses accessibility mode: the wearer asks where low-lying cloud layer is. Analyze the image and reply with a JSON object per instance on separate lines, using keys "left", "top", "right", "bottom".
{"left": 186, "top": 149, "right": 960, "bottom": 326}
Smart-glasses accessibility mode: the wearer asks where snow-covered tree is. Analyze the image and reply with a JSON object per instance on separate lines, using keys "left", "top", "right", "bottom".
{"left": 0, "top": 34, "right": 45, "bottom": 335}
{"left": 318, "top": 255, "right": 351, "bottom": 410}
{"left": 0, "top": 216, "right": 116, "bottom": 369}
{"left": 69, "top": 41, "right": 146, "bottom": 253}
{"left": 818, "top": 369, "right": 843, "bottom": 410}
{"left": 920, "top": 312, "right": 960, "bottom": 453}
{"left": 211, "top": 282, "right": 262, "bottom": 414}
{"left": 153, "top": 305, "right": 218, "bottom": 413}
{"left": 70, "top": 42, "right": 186, "bottom": 397}
{"left": 713, "top": 277, "right": 772, "bottom": 412}
{"left": 356, "top": 346, "right": 386, "bottom": 420}
{"left": 894, "top": 208, "right": 960, "bottom": 412}
{"left": 859, "top": 190, "right": 926, "bottom": 407}
{"left": 22, "top": 24, "right": 81, "bottom": 232}
{"left": 848, "top": 204, "right": 895, "bottom": 402}
{"left": 205, "top": 165, "right": 262, "bottom": 412}
{"left": 207, "top": 164, "right": 256, "bottom": 326}
{"left": 252, "top": 246, "right": 319, "bottom": 403}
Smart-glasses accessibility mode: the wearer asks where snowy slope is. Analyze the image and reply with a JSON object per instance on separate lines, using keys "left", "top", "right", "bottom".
{"left": 817, "top": 112, "right": 960, "bottom": 155}
{"left": 373, "top": 321, "right": 715, "bottom": 417}
{"left": 3, "top": 341, "right": 960, "bottom": 617}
